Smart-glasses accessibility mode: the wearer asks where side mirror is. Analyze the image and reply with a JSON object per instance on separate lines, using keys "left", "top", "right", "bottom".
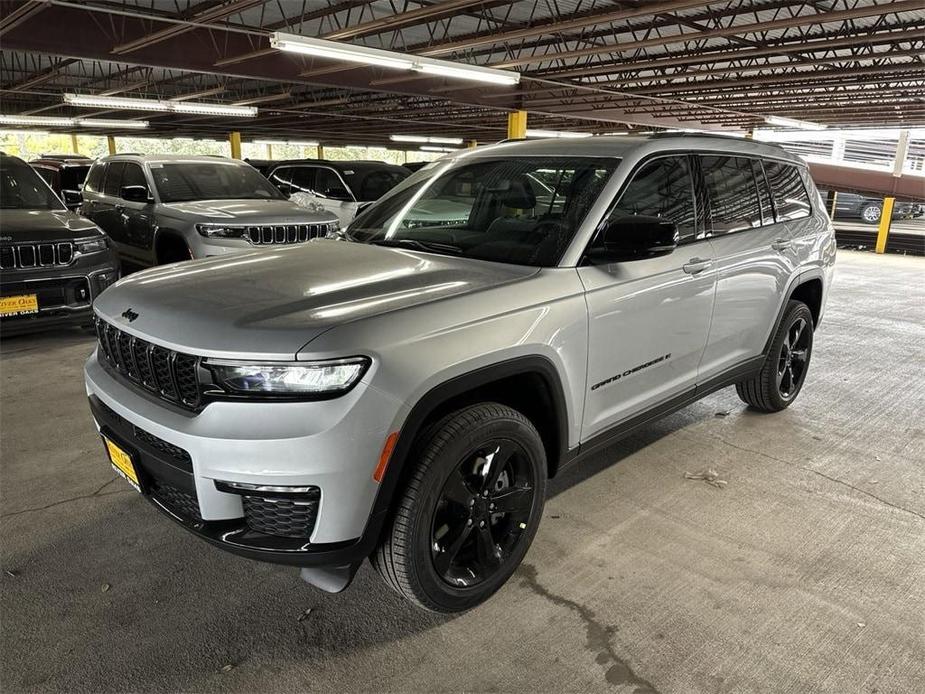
{"left": 590, "top": 215, "right": 678, "bottom": 262}
{"left": 62, "top": 189, "right": 83, "bottom": 207}
{"left": 120, "top": 185, "right": 150, "bottom": 203}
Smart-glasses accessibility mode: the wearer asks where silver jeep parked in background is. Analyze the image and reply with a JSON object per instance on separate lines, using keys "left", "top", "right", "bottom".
{"left": 85, "top": 135, "right": 835, "bottom": 612}
{"left": 80, "top": 154, "right": 339, "bottom": 267}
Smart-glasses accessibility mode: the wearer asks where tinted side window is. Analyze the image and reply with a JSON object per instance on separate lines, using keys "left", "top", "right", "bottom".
{"left": 84, "top": 163, "right": 105, "bottom": 193}
{"left": 605, "top": 156, "right": 698, "bottom": 242}
{"left": 700, "top": 155, "right": 762, "bottom": 234}
{"left": 268, "top": 167, "right": 292, "bottom": 194}
{"left": 121, "top": 163, "right": 147, "bottom": 189}
{"left": 34, "top": 168, "right": 55, "bottom": 186}
{"left": 102, "top": 162, "right": 125, "bottom": 197}
{"left": 289, "top": 166, "right": 316, "bottom": 193}
{"left": 764, "top": 161, "right": 812, "bottom": 221}
{"left": 315, "top": 168, "right": 352, "bottom": 201}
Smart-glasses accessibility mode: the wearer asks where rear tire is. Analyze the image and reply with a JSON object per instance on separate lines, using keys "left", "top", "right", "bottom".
{"left": 372, "top": 403, "right": 546, "bottom": 613}
{"left": 860, "top": 203, "right": 882, "bottom": 224}
{"left": 736, "top": 301, "right": 814, "bottom": 412}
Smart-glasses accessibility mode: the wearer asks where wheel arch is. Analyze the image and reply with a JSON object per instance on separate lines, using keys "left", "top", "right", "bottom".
{"left": 366, "top": 356, "right": 570, "bottom": 544}
{"left": 763, "top": 271, "right": 826, "bottom": 354}
{"left": 153, "top": 227, "right": 191, "bottom": 264}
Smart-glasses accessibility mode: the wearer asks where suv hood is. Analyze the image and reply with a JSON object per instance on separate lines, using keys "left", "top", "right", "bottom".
{"left": 159, "top": 198, "right": 337, "bottom": 225}
{"left": 0, "top": 209, "right": 101, "bottom": 242}
{"left": 94, "top": 239, "right": 537, "bottom": 360}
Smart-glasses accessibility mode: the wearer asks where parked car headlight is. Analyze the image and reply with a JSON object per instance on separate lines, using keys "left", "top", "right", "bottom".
{"left": 75, "top": 237, "right": 109, "bottom": 253}
{"left": 206, "top": 357, "right": 370, "bottom": 396}
{"left": 196, "top": 224, "right": 248, "bottom": 239}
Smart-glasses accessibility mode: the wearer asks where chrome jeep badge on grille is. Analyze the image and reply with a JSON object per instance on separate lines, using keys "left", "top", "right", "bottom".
{"left": 121, "top": 308, "right": 139, "bottom": 322}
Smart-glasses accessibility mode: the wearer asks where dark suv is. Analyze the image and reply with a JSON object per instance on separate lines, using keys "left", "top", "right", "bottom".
{"left": 1, "top": 153, "right": 119, "bottom": 335}
{"left": 30, "top": 154, "right": 93, "bottom": 210}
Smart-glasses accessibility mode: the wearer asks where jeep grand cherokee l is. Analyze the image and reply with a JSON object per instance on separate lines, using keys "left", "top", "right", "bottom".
{"left": 85, "top": 135, "right": 835, "bottom": 612}
{"left": 1, "top": 153, "right": 119, "bottom": 335}
{"left": 80, "top": 154, "right": 339, "bottom": 267}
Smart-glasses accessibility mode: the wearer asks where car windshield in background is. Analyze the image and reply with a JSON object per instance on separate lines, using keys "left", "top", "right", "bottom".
{"left": 348, "top": 157, "right": 619, "bottom": 267}
{"left": 0, "top": 159, "right": 65, "bottom": 210}
{"left": 150, "top": 161, "right": 286, "bottom": 203}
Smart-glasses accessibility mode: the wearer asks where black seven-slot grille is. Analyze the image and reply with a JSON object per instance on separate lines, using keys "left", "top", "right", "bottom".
{"left": 0, "top": 242, "right": 74, "bottom": 269}
{"left": 244, "top": 223, "right": 334, "bottom": 246}
{"left": 95, "top": 318, "right": 201, "bottom": 409}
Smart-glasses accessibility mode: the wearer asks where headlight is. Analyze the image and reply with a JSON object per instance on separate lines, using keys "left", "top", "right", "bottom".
{"left": 196, "top": 224, "right": 247, "bottom": 239}
{"left": 75, "top": 237, "right": 108, "bottom": 253}
{"left": 206, "top": 357, "right": 370, "bottom": 396}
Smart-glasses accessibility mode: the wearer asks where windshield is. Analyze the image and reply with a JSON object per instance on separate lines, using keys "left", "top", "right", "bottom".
{"left": 150, "top": 161, "right": 286, "bottom": 203}
{"left": 0, "top": 159, "right": 65, "bottom": 210}
{"left": 347, "top": 156, "right": 619, "bottom": 266}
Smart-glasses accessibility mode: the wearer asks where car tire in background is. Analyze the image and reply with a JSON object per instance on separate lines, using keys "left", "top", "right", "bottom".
{"left": 372, "top": 403, "right": 546, "bottom": 613}
{"left": 860, "top": 203, "right": 882, "bottom": 224}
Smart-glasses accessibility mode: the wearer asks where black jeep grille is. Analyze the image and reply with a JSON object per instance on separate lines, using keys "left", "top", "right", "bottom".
{"left": 0, "top": 242, "right": 74, "bottom": 269}
{"left": 242, "top": 492, "right": 320, "bottom": 539}
{"left": 95, "top": 318, "right": 201, "bottom": 409}
{"left": 243, "top": 223, "right": 334, "bottom": 246}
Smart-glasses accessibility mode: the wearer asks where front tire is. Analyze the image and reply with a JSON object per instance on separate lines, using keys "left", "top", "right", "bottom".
{"left": 860, "top": 203, "right": 882, "bottom": 224}
{"left": 736, "top": 301, "right": 814, "bottom": 412}
{"left": 372, "top": 403, "right": 546, "bottom": 613}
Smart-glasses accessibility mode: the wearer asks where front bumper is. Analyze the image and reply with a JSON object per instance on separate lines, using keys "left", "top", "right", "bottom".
{"left": 0, "top": 253, "right": 119, "bottom": 335}
{"left": 84, "top": 353, "right": 402, "bottom": 567}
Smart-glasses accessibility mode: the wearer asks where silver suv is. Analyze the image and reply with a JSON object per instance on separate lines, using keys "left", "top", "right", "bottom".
{"left": 81, "top": 154, "right": 339, "bottom": 266}
{"left": 85, "top": 135, "right": 835, "bottom": 612}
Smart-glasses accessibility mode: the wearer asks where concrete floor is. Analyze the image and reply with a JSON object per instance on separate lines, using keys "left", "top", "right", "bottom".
{"left": 1, "top": 249, "right": 923, "bottom": 694}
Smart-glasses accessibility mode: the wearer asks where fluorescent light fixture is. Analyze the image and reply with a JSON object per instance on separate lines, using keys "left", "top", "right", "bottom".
{"left": 172, "top": 102, "right": 257, "bottom": 117}
{"left": 525, "top": 129, "right": 592, "bottom": 139}
{"left": 270, "top": 32, "right": 520, "bottom": 86}
{"left": 0, "top": 114, "right": 148, "bottom": 129}
{"left": 253, "top": 139, "right": 320, "bottom": 147}
{"left": 420, "top": 145, "right": 459, "bottom": 153}
{"left": 413, "top": 62, "right": 518, "bottom": 86}
{"left": 391, "top": 134, "right": 464, "bottom": 145}
{"left": 63, "top": 93, "right": 256, "bottom": 117}
{"left": 765, "top": 116, "right": 826, "bottom": 131}
{"left": 599, "top": 131, "right": 630, "bottom": 136}
{"left": 270, "top": 33, "right": 414, "bottom": 70}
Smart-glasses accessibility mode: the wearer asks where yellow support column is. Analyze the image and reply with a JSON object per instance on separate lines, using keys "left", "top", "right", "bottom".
{"left": 266, "top": 143, "right": 273, "bottom": 160}
{"left": 467, "top": 140, "right": 478, "bottom": 149}
{"left": 874, "top": 197, "right": 895, "bottom": 254}
{"left": 106, "top": 135, "right": 116, "bottom": 155}
{"left": 70, "top": 133, "right": 80, "bottom": 154}
{"left": 316, "top": 144, "right": 324, "bottom": 159}
{"left": 507, "top": 111, "right": 527, "bottom": 139}
{"left": 229, "top": 131, "right": 242, "bottom": 159}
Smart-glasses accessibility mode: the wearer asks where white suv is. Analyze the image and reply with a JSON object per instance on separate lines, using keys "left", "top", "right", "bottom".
{"left": 85, "top": 135, "right": 835, "bottom": 612}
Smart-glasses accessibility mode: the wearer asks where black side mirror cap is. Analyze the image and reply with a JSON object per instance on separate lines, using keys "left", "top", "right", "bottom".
{"left": 589, "top": 215, "right": 679, "bottom": 263}
{"left": 120, "top": 185, "right": 150, "bottom": 203}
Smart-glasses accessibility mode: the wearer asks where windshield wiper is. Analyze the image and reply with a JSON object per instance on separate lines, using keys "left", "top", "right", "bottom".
{"left": 368, "top": 238, "right": 463, "bottom": 255}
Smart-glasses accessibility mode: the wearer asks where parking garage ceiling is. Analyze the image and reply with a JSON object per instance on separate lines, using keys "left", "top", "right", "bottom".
{"left": 0, "top": 0, "right": 923, "bottom": 145}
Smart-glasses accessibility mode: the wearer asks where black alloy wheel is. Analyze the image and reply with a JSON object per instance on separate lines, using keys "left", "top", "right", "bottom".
{"left": 372, "top": 402, "right": 546, "bottom": 612}
{"left": 431, "top": 439, "right": 536, "bottom": 587}
{"left": 736, "top": 300, "right": 815, "bottom": 412}
{"left": 776, "top": 316, "right": 810, "bottom": 400}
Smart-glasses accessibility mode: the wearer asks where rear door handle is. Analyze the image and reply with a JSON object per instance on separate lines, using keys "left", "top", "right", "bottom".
{"left": 682, "top": 258, "right": 713, "bottom": 275}
{"left": 771, "top": 238, "right": 793, "bottom": 251}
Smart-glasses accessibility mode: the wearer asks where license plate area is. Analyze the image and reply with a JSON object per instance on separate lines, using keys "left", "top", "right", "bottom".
{"left": 0, "top": 293, "right": 38, "bottom": 317}
{"left": 102, "top": 435, "right": 142, "bottom": 493}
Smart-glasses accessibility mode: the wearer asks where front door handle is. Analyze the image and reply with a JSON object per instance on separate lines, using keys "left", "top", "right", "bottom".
{"left": 771, "top": 238, "right": 793, "bottom": 251}
{"left": 682, "top": 258, "right": 713, "bottom": 275}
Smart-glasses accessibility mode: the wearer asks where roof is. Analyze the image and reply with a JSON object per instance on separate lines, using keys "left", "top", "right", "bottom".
{"left": 268, "top": 159, "right": 410, "bottom": 172}
{"left": 100, "top": 154, "right": 246, "bottom": 165}
{"left": 459, "top": 134, "right": 805, "bottom": 165}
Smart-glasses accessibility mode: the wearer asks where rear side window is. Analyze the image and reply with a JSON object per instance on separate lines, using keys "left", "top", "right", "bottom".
{"left": 606, "top": 156, "right": 699, "bottom": 242}
{"left": 83, "top": 163, "right": 105, "bottom": 194}
{"left": 764, "top": 161, "right": 812, "bottom": 221}
{"left": 102, "top": 162, "right": 125, "bottom": 197}
{"left": 34, "top": 167, "right": 55, "bottom": 186}
{"left": 700, "top": 155, "right": 762, "bottom": 234}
